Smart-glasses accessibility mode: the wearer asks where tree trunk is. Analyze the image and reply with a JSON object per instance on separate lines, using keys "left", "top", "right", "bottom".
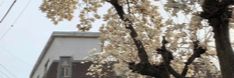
{"left": 201, "top": 0, "right": 234, "bottom": 77}
{"left": 210, "top": 16, "right": 234, "bottom": 78}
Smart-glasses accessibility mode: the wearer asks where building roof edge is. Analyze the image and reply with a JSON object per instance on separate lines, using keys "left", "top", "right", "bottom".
{"left": 30, "top": 31, "right": 100, "bottom": 78}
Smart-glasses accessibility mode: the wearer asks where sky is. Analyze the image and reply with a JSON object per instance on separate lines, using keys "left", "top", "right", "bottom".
{"left": 0, "top": 0, "right": 100, "bottom": 78}
{"left": 0, "top": 0, "right": 232, "bottom": 78}
{"left": 0, "top": 0, "right": 210, "bottom": 78}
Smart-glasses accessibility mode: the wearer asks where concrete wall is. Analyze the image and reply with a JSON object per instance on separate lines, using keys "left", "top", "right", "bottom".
{"left": 31, "top": 32, "right": 100, "bottom": 78}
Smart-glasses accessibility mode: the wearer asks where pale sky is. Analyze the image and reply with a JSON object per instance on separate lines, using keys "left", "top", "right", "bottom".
{"left": 0, "top": 0, "right": 99, "bottom": 78}
{"left": 1, "top": 0, "right": 231, "bottom": 78}
{"left": 0, "top": 0, "right": 206, "bottom": 78}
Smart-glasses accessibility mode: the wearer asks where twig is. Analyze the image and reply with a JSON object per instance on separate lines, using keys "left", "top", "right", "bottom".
{"left": 181, "top": 41, "right": 206, "bottom": 76}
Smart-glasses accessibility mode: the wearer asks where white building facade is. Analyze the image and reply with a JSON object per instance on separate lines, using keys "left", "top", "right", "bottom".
{"left": 30, "top": 32, "right": 101, "bottom": 78}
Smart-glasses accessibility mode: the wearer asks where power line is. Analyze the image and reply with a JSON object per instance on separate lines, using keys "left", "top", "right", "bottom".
{"left": 11, "top": 0, "right": 32, "bottom": 26}
{"left": 0, "top": 0, "right": 32, "bottom": 42}
{"left": 0, "top": 25, "right": 12, "bottom": 41}
{"left": 0, "top": 64, "right": 17, "bottom": 78}
{"left": 0, "top": 46, "right": 30, "bottom": 66}
{"left": 0, "top": 0, "right": 17, "bottom": 23}
{"left": 0, "top": 69, "right": 10, "bottom": 78}
{"left": 0, "top": 1, "right": 32, "bottom": 77}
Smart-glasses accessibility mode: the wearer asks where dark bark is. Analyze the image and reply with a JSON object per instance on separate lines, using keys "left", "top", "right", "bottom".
{"left": 107, "top": 0, "right": 175, "bottom": 77}
{"left": 181, "top": 41, "right": 206, "bottom": 76}
{"left": 201, "top": 0, "right": 234, "bottom": 78}
{"left": 107, "top": 0, "right": 164, "bottom": 77}
{"left": 107, "top": 0, "right": 207, "bottom": 78}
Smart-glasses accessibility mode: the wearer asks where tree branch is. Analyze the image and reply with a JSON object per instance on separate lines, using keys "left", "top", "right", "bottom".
{"left": 107, "top": 0, "right": 164, "bottom": 77}
{"left": 181, "top": 41, "right": 206, "bottom": 76}
{"left": 107, "top": 0, "right": 149, "bottom": 64}
{"left": 107, "top": 0, "right": 189, "bottom": 78}
{"left": 128, "top": 62, "right": 162, "bottom": 78}
{"left": 157, "top": 37, "right": 184, "bottom": 78}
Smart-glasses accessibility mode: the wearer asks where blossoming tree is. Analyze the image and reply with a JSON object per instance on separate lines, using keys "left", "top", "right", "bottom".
{"left": 40, "top": 0, "right": 234, "bottom": 78}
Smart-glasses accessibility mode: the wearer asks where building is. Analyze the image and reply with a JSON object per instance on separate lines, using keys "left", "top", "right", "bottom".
{"left": 30, "top": 32, "right": 106, "bottom": 78}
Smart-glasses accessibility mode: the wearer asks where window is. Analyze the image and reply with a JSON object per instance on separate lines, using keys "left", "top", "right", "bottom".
{"left": 59, "top": 56, "right": 72, "bottom": 78}
{"left": 63, "top": 66, "right": 71, "bottom": 77}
